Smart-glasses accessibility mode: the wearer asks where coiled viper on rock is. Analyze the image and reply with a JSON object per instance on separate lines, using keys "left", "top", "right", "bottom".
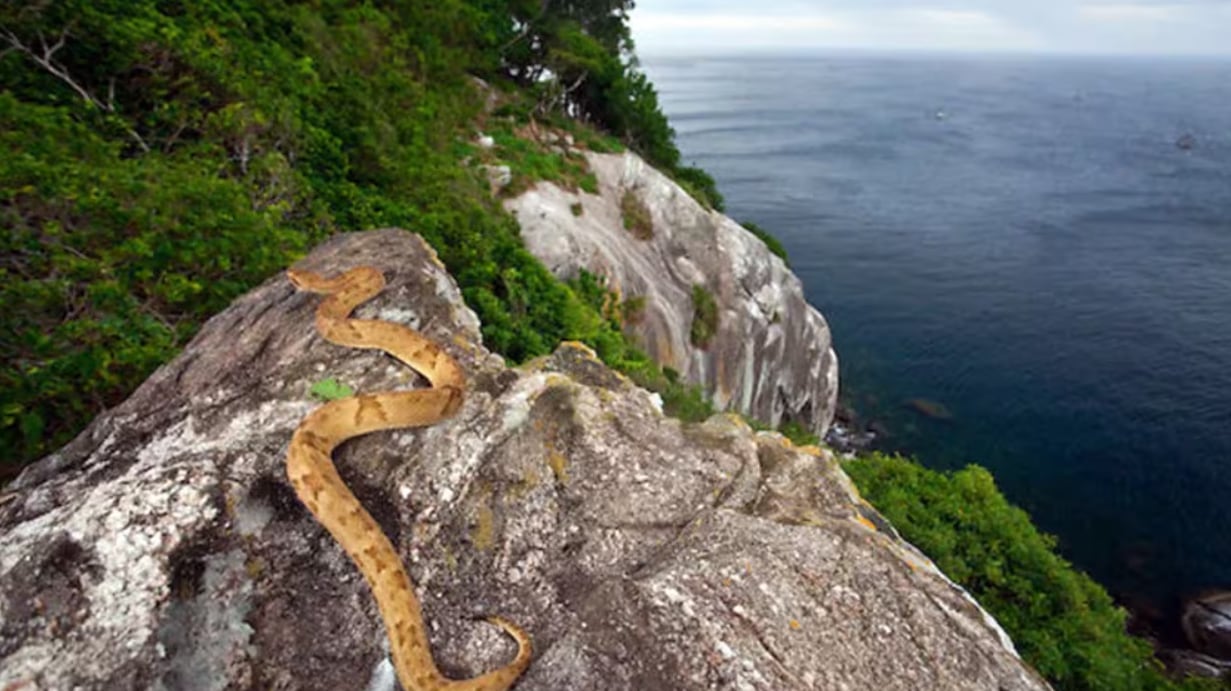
{"left": 285, "top": 266, "right": 531, "bottom": 691}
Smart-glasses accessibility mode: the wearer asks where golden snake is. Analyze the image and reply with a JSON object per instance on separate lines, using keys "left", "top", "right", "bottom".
{"left": 285, "top": 266, "right": 532, "bottom": 691}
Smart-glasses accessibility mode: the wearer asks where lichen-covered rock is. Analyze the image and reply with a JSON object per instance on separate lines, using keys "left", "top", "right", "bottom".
{"left": 506, "top": 151, "right": 839, "bottom": 437}
{"left": 0, "top": 230, "right": 1046, "bottom": 690}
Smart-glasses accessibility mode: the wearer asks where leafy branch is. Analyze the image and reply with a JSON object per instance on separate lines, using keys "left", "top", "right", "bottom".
{"left": 1, "top": 24, "right": 149, "bottom": 152}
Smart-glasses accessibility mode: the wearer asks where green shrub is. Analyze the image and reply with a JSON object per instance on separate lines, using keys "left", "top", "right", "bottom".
{"left": 621, "top": 295, "right": 647, "bottom": 325}
{"left": 689, "top": 284, "right": 720, "bottom": 348}
{"left": 673, "top": 165, "right": 725, "bottom": 212}
{"left": 778, "top": 421, "right": 819, "bottom": 446}
{"left": 620, "top": 190, "right": 653, "bottom": 240}
{"left": 487, "top": 125, "right": 593, "bottom": 196}
{"left": 741, "top": 220, "right": 790, "bottom": 265}
{"left": 843, "top": 453, "right": 1222, "bottom": 691}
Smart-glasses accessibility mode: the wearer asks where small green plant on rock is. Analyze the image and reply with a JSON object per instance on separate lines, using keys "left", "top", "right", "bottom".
{"left": 690, "top": 284, "right": 719, "bottom": 348}
{"left": 740, "top": 220, "right": 790, "bottom": 265}
{"left": 622, "top": 295, "right": 647, "bottom": 325}
{"left": 309, "top": 378, "right": 354, "bottom": 401}
{"left": 620, "top": 190, "right": 654, "bottom": 240}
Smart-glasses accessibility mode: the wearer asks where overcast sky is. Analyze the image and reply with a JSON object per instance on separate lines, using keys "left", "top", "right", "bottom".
{"left": 629, "top": 1, "right": 1231, "bottom": 56}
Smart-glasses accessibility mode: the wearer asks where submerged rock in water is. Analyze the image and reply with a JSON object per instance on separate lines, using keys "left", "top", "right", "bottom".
{"left": 1176, "top": 133, "right": 1197, "bottom": 151}
{"left": 905, "top": 397, "right": 955, "bottom": 421}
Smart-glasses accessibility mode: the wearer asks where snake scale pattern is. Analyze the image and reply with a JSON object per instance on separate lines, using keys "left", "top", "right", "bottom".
{"left": 285, "top": 266, "right": 531, "bottom": 691}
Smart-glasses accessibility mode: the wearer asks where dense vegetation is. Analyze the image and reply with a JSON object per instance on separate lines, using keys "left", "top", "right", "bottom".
{"left": 845, "top": 453, "right": 1225, "bottom": 691}
{"left": 0, "top": 0, "right": 730, "bottom": 476}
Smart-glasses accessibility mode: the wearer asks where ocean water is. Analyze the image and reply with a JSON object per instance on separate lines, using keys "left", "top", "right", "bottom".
{"left": 641, "top": 52, "right": 1231, "bottom": 632}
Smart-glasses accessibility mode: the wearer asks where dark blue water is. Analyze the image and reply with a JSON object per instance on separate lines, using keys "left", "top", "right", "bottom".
{"left": 643, "top": 53, "right": 1231, "bottom": 627}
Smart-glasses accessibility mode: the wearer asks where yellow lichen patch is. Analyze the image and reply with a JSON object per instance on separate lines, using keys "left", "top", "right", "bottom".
{"left": 559, "top": 340, "right": 600, "bottom": 361}
{"left": 855, "top": 514, "right": 878, "bottom": 532}
{"left": 441, "top": 545, "right": 458, "bottom": 573}
{"left": 450, "top": 333, "right": 478, "bottom": 355}
{"left": 416, "top": 235, "right": 448, "bottom": 271}
{"left": 544, "top": 373, "right": 571, "bottom": 388}
{"left": 798, "top": 515, "right": 825, "bottom": 528}
{"left": 547, "top": 450, "right": 570, "bottom": 485}
{"left": 245, "top": 557, "right": 265, "bottom": 580}
{"left": 510, "top": 467, "right": 542, "bottom": 498}
{"left": 789, "top": 619, "right": 801, "bottom": 631}
{"left": 723, "top": 412, "right": 750, "bottom": 431}
{"left": 797, "top": 444, "right": 823, "bottom": 457}
{"left": 472, "top": 495, "right": 496, "bottom": 551}
{"left": 519, "top": 354, "right": 553, "bottom": 373}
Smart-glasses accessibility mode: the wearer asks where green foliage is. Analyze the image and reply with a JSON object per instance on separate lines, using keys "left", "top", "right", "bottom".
{"left": 689, "top": 284, "right": 720, "bottom": 348}
{"left": 565, "top": 270, "right": 715, "bottom": 423}
{"left": 482, "top": 0, "right": 723, "bottom": 210}
{"left": 552, "top": 116, "right": 625, "bottom": 154}
{"left": 621, "top": 295, "right": 647, "bottom": 325}
{"left": 843, "top": 453, "right": 1222, "bottom": 691}
{"left": 778, "top": 421, "right": 819, "bottom": 446}
{"left": 308, "top": 378, "right": 354, "bottom": 402}
{"left": 0, "top": 92, "right": 307, "bottom": 469}
{"left": 672, "top": 165, "right": 725, "bottom": 212}
{"left": 620, "top": 190, "right": 653, "bottom": 240}
{"left": 487, "top": 125, "right": 593, "bottom": 196}
{"left": 741, "top": 221, "right": 790, "bottom": 265}
{"left": 0, "top": 0, "right": 692, "bottom": 474}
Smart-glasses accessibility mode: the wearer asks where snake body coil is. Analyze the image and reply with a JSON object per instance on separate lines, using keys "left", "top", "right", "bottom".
{"left": 285, "top": 266, "right": 531, "bottom": 691}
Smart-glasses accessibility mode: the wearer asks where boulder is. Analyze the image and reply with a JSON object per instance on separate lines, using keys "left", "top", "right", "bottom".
{"left": 506, "top": 151, "right": 839, "bottom": 438}
{"left": 484, "top": 164, "right": 513, "bottom": 193}
{"left": 0, "top": 230, "right": 1046, "bottom": 690}
{"left": 1183, "top": 591, "right": 1231, "bottom": 661}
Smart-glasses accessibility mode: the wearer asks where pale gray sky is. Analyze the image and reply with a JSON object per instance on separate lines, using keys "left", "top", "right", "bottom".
{"left": 630, "top": 0, "right": 1231, "bottom": 55}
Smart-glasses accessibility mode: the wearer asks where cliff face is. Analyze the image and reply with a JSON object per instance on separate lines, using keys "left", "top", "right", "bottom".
{"left": 506, "top": 151, "right": 839, "bottom": 437}
{"left": 0, "top": 230, "right": 1046, "bottom": 690}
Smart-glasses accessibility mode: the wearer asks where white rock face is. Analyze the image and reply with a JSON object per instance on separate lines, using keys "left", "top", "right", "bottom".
{"left": 506, "top": 151, "right": 839, "bottom": 436}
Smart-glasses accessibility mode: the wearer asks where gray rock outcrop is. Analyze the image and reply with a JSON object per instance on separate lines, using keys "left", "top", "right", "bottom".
{"left": 1183, "top": 592, "right": 1231, "bottom": 665}
{"left": 506, "top": 151, "right": 839, "bottom": 438}
{"left": 0, "top": 230, "right": 1045, "bottom": 690}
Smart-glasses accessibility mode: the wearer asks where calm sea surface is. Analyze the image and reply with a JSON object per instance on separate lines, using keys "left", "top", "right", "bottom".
{"left": 642, "top": 52, "right": 1231, "bottom": 627}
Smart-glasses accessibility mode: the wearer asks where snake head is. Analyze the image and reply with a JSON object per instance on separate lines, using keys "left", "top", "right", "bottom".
{"left": 286, "top": 269, "right": 312, "bottom": 290}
